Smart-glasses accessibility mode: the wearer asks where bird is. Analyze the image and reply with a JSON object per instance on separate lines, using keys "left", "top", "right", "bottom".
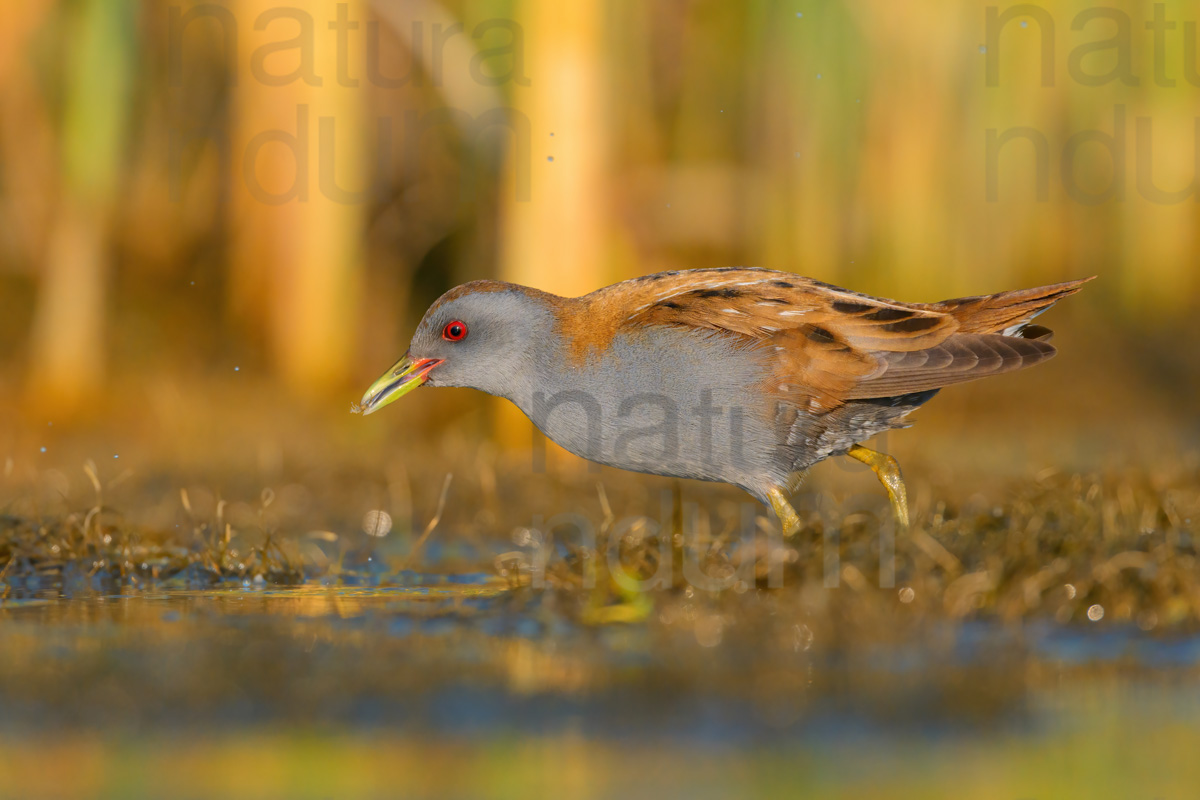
{"left": 356, "top": 268, "right": 1091, "bottom": 536}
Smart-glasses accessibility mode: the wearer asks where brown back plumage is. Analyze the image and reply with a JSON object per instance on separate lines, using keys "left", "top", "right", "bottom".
{"left": 568, "top": 268, "right": 1093, "bottom": 412}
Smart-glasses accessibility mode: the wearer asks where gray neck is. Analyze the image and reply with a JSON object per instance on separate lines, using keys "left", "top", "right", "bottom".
{"left": 500, "top": 319, "right": 570, "bottom": 416}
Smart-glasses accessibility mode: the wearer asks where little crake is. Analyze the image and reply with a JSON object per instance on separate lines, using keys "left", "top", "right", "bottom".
{"left": 358, "top": 268, "right": 1090, "bottom": 535}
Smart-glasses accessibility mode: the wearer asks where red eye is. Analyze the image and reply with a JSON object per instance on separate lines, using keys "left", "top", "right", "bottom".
{"left": 442, "top": 320, "right": 468, "bottom": 341}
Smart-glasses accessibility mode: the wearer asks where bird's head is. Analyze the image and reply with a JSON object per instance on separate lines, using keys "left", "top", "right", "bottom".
{"left": 356, "top": 281, "right": 556, "bottom": 415}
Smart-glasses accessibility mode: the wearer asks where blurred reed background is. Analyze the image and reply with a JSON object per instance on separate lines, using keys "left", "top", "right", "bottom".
{"left": 0, "top": 0, "right": 1196, "bottom": 430}
{"left": 3, "top": 8, "right": 1200, "bottom": 794}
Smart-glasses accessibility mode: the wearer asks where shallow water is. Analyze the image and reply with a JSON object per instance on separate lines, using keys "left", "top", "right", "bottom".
{"left": 2, "top": 573, "right": 1199, "bottom": 798}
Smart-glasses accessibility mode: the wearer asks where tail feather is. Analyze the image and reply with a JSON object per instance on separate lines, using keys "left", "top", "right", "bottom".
{"left": 931, "top": 277, "right": 1094, "bottom": 336}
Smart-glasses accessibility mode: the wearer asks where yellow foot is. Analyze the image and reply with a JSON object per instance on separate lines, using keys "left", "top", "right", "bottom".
{"left": 847, "top": 444, "right": 910, "bottom": 531}
{"left": 767, "top": 486, "right": 802, "bottom": 538}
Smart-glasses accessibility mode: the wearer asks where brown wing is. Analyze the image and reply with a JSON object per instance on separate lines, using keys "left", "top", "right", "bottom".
{"left": 610, "top": 268, "right": 1088, "bottom": 411}
{"left": 838, "top": 277, "right": 1093, "bottom": 399}
{"left": 620, "top": 270, "right": 954, "bottom": 351}
{"left": 619, "top": 269, "right": 956, "bottom": 410}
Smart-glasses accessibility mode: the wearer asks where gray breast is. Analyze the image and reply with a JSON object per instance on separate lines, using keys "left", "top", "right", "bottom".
{"left": 514, "top": 327, "right": 790, "bottom": 499}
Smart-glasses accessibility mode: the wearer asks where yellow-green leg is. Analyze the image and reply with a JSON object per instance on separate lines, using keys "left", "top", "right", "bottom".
{"left": 767, "top": 487, "right": 802, "bottom": 538}
{"left": 847, "top": 444, "right": 909, "bottom": 530}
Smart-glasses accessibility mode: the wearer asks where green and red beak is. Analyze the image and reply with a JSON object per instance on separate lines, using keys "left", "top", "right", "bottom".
{"left": 356, "top": 353, "right": 443, "bottom": 415}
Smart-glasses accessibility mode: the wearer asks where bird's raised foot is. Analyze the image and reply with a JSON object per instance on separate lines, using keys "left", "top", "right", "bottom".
{"left": 847, "top": 443, "right": 910, "bottom": 531}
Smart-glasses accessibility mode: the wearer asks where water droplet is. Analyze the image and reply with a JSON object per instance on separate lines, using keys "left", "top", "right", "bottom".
{"left": 362, "top": 509, "right": 393, "bottom": 538}
{"left": 1087, "top": 604, "right": 1104, "bottom": 621}
{"left": 816, "top": 73, "right": 822, "bottom": 79}
{"left": 234, "top": 366, "right": 240, "bottom": 372}
{"left": 40, "top": 447, "right": 46, "bottom": 453}
{"left": 1020, "top": 19, "right": 1028, "bottom": 27}
{"left": 547, "top": 156, "right": 554, "bottom": 162}
{"left": 113, "top": 455, "right": 119, "bottom": 459}
{"left": 795, "top": 12, "right": 803, "bottom": 17}
{"left": 549, "top": 132, "right": 555, "bottom": 137}
{"left": 979, "top": 45, "right": 987, "bottom": 54}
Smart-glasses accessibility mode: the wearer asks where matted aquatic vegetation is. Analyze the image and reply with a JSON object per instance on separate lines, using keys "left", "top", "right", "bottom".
{"left": 3, "top": 457, "right": 1199, "bottom": 628}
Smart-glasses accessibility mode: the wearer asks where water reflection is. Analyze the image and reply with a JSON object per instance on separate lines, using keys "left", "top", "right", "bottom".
{"left": 1, "top": 576, "right": 1197, "bottom": 744}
